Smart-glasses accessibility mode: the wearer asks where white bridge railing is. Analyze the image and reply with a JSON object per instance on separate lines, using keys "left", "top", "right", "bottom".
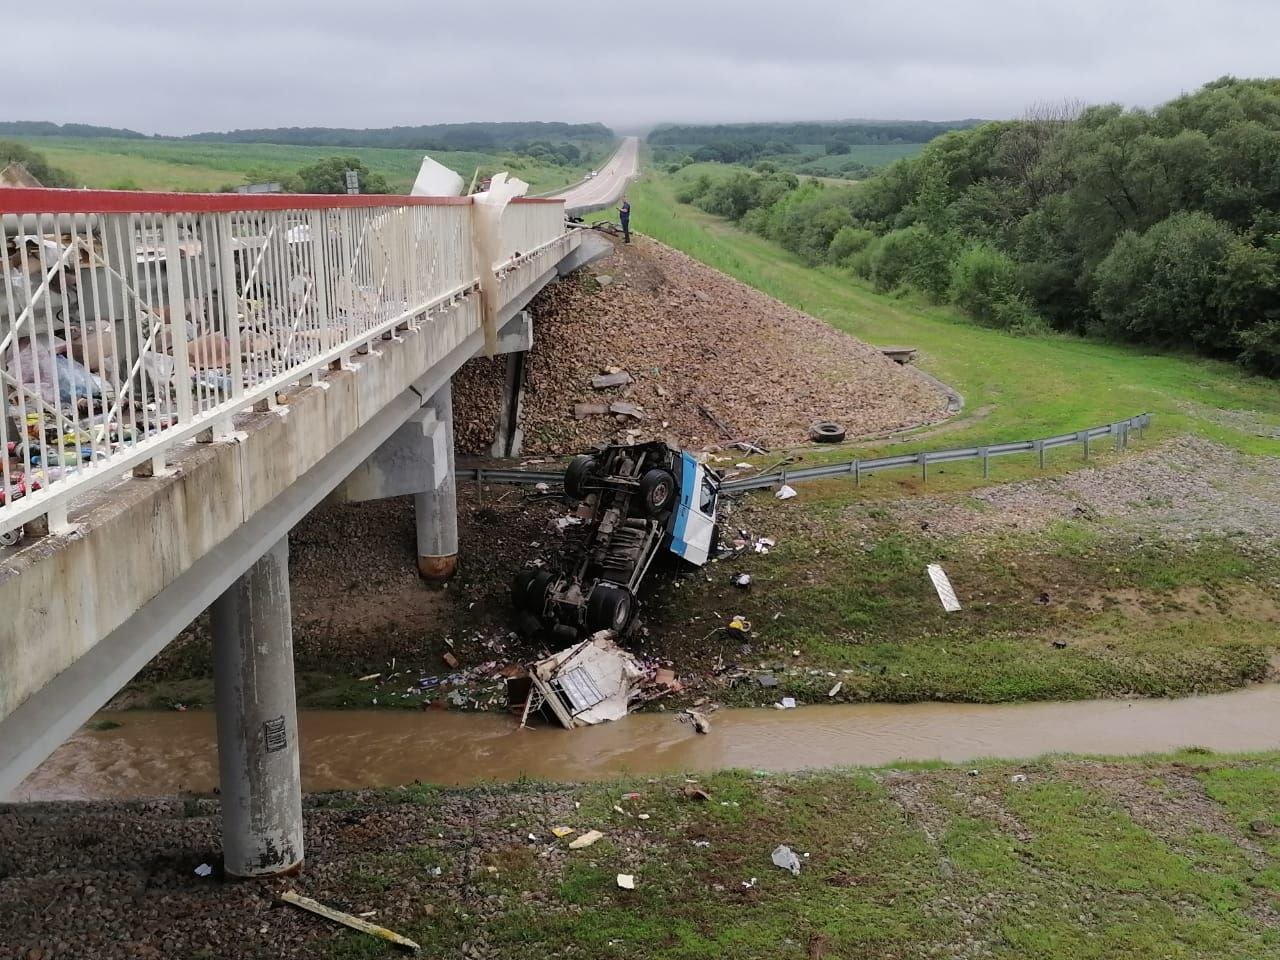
{"left": 0, "top": 190, "right": 568, "bottom": 536}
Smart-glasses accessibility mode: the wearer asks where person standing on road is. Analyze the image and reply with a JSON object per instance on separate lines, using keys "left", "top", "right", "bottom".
{"left": 618, "top": 198, "right": 631, "bottom": 243}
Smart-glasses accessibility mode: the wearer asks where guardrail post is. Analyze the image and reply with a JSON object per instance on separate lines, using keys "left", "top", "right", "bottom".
{"left": 1035, "top": 439, "right": 1045, "bottom": 471}
{"left": 979, "top": 446, "right": 990, "bottom": 479}
{"left": 850, "top": 459, "right": 860, "bottom": 488}
{"left": 1081, "top": 432, "right": 1091, "bottom": 461}
{"left": 918, "top": 451, "right": 928, "bottom": 483}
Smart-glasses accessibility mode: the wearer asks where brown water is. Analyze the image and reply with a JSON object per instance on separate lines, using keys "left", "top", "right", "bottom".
{"left": 15, "top": 685, "right": 1280, "bottom": 802}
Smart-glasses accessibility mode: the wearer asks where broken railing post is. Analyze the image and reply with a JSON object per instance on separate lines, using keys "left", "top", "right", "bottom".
{"left": 211, "top": 537, "right": 304, "bottom": 877}
{"left": 416, "top": 381, "right": 459, "bottom": 580}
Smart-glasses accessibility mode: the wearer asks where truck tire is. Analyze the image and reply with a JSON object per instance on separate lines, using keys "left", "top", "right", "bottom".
{"left": 512, "top": 568, "right": 554, "bottom": 615}
{"left": 809, "top": 421, "right": 846, "bottom": 443}
{"left": 564, "top": 455, "right": 598, "bottom": 499}
{"left": 586, "top": 584, "right": 633, "bottom": 634}
{"left": 638, "top": 468, "right": 677, "bottom": 516}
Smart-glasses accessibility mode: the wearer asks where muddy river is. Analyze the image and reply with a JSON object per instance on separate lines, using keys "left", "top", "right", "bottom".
{"left": 15, "top": 684, "right": 1280, "bottom": 802}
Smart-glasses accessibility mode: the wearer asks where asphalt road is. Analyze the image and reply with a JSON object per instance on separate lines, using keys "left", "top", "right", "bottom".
{"left": 555, "top": 136, "right": 639, "bottom": 214}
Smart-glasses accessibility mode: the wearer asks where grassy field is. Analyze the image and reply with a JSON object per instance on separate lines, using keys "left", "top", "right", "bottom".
{"left": 629, "top": 164, "right": 1280, "bottom": 457}
{"left": 304, "top": 753, "right": 1280, "bottom": 958}
{"left": 14, "top": 135, "right": 611, "bottom": 194}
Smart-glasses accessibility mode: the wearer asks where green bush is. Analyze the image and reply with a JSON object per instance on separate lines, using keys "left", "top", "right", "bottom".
{"left": 949, "top": 243, "right": 1043, "bottom": 332}
{"left": 674, "top": 173, "right": 712, "bottom": 205}
{"left": 1092, "top": 211, "right": 1240, "bottom": 346}
{"left": 828, "top": 226, "right": 875, "bottom": 265}
{"left": 865, "top": 226, "right": 954, "bottom": 300}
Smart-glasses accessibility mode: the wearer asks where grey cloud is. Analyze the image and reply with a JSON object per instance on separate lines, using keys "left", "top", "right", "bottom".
{"left": 7, "top": 0, "right": 1279, "bottom": 132}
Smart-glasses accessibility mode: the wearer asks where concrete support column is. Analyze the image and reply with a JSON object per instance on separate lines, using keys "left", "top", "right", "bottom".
{"left": 489, "top": 350, "right": 527, "bottom": 459}
{"left": 416, "top": 382, "right": 458, "bottom": 580}
{"left": 211, "top": 537, "right": 304, "bottom": 877}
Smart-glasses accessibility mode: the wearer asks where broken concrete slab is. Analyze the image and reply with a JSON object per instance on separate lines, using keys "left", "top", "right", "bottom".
{"left": 591, "top": 371, "right": 634, "bottom": 390}
{"left": 574, "top": 402, "right": 611, "bottom": 419}
{"left": 609, "top": 401, "right": 644, "bottom": 420}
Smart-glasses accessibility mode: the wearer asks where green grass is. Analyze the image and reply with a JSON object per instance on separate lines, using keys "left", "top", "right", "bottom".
{"left": 631, "top": 164, "right": 1280, "bottom": 457}
{"left": 16, "top": 135, "right": 611, "bottom": 194}
{"left": 315, "top": 755, "right": 1280, "bottom": 959}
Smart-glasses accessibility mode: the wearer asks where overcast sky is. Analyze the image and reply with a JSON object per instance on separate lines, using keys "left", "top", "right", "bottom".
{"left": 10, "top": 0, "right": 1279, "bottom": 134}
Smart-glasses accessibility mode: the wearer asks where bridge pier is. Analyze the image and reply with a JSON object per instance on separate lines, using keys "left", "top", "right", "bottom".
{"left": 489, "top": 350, "right": 527, "bottom": 458}
{"left": 416, "top": 383, "right": 459, "bottom": 580}
{"left": 211, "top": 538, "right": 304, "bottom": 877}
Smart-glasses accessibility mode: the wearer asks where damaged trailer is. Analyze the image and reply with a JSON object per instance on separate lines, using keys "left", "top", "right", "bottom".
{"left": 507, "top": 631, "right": 677, "bottom": 729}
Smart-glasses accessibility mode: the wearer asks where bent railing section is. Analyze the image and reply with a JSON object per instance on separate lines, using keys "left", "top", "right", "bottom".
{"left": 0, "top": 190, "right": 567, "bottom": 535}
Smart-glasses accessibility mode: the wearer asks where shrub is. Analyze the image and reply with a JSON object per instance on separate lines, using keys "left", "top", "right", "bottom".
{"left": 865, "top": 226, "right": 954, "bottom": 300}
{"left": 828, "top": 226, "right": 875, "bottom": 265}
{"left": 949, "top": 243, "right": 1043, "bottom": 331}
{"left": 674, "top": 173, "right": 712, "bottom": 205}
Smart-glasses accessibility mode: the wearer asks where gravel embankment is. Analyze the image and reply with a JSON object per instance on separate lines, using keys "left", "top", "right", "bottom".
{"left": 453, "top": 235, "right": 951, "bottom": 455}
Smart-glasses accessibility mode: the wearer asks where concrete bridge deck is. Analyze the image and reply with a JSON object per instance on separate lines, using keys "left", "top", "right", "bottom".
{"left": 0, "top": 184, "right": 609, "bottom": 868}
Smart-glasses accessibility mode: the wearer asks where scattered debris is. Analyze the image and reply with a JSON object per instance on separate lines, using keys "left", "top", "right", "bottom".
{"left": 1010, "top": 774, "right": 1028, "bottom": 783}
{"left": 926, "top": 563, "right": 962, "bottom": 612}
{"left": 1051, "top": 639, "right": 1069, "bottom": 649}
{"left": 441, "top": 652, "right": 460, "bottom": 670}
{"left": 591, "top": 371, "right": 634, "bottom": 390}
{"left": 776, "top": 484, "right": 798, "bottom": 500}
{"left": 616, "top": 873, "right": 636, "bottom": 890}
{"left": 357, "top": 673, "right": 382, "bottom": 682}
{"left": 727, "top": 616, "right": 752, "bottom": 636}
{"left": 551, "top": 826, "right": 575, "bottom": 838}
{"left": 827, "top": 681, "right": 843, "bottom": 698}
{"left": 279, "top": 890, "right": 420, "bottom": 952}
{"left": 193, "top": 863, "right": 212, "bottom": 878}
{"left": 754, "top": 536, "right": 776, "bottom": 554}
{"left": 568, "top": 830, "right": 604, "bottom": 850}
{"left": 756, "top": 675, "right": 779, "bottom": 688}
{"left": 687, "top": 709, "right": 711, "bottom": 734}
{"left": 573, "top": 402, "right": 611, "bottom": 419}
{"left": 683, "top": 785, "right": 712, "bottom": 802}
{"left": 775, "top": 697, "right": 797, "bottom": 710}
{"left": 771, "top": 845, "right": 803, "bottom": 876}
{"left": 693, "top": 840, "right": 711, "bottom": 848}
{"left": 734, "top": 573, "right": 752, "bottom": 588}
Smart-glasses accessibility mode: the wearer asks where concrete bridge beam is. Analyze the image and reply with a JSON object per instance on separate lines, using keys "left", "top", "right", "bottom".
{"left": 211, "top": 537, "right": 304, "bottom": 877}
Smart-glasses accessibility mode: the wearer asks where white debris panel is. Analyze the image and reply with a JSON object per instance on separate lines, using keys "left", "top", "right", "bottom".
{"left": 926, "top": 563, "right": 962, "bottom": 612}
{"left": 527, "top": 632, "right": 649, "bottom": 728}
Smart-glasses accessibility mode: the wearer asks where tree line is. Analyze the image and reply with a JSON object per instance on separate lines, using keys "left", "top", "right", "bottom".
{"left": 184, "top": 122, "right": 613, "bottom": 151}
{"left": 649, "top": 121, "right": 979, "bottom": 165}
{"left": 676, "top": 78, "right": 1280, "bottom": 374}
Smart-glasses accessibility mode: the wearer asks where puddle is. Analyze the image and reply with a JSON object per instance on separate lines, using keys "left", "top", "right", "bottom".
{"left": 15, "top": 684, "right": 1280, "bottom": 802}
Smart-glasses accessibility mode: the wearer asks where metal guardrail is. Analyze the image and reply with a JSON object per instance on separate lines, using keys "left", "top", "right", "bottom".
{"left": 1, "top": 190, "right": 569, "bottom": 535}
{"left": 721, "top": 413, "right": 1152, "bottom": 492}
{"left": 453, "top": 413, "right": 1153, "bottom": 492}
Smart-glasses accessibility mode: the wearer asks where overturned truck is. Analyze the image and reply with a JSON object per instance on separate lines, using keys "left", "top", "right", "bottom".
{"left": 512, "top": 442, "right": 721, "bottom": 638}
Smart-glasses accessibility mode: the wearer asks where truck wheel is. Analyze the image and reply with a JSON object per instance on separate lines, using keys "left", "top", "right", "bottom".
{"left": 523, "top": 570, "right": 555, "bottom": 614}
{"left": 638, "top": 468, "right": 677, "bottom": 516}
{"left": 586, "top": 585, "right": 633, "bottom": 634}
{"left": 809, "top": 421, "right": 846, "bottom": 443}
{"left": 564, "top": 455, "right": 598, "bottom": 499}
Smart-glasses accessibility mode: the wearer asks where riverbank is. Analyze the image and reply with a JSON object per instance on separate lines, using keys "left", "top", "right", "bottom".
{"left": 4, "top": 751, "right": 1278, "bottom": 958}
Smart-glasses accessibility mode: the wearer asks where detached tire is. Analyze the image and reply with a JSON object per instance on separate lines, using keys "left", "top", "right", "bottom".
{"left": 638, "top": 468, "right": 677, "bottom": 516}
{"left": 586, "top": 584, "right": 633, "bottom": 634}
{"left": 564, "top": 455, "right": 598, "bottom": 499}
{"left": 809, "top": 421, "right": 847, "bottom": 443}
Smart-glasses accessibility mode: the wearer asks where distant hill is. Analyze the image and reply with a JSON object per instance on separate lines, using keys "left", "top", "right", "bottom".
{"left": 183, "top": 122, "right": 615, "bottom": 151}
{"left": 649, "top": 120, "right": 982, "bottom": 149}
{"left": 0, "top": 121, "right": 147, "bottom": 139}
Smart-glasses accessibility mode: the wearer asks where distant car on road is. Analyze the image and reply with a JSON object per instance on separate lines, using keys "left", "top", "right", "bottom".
{"left": 588, "top": 170, "right": 598, "bottom": 178}
{"left": 513, "top": 442, "right": 721, "bottom": 638}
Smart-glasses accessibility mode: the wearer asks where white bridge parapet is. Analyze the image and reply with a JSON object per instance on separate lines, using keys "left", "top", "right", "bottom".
{"left": 0, "top": 188, "right": 578, "bottom": 792}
